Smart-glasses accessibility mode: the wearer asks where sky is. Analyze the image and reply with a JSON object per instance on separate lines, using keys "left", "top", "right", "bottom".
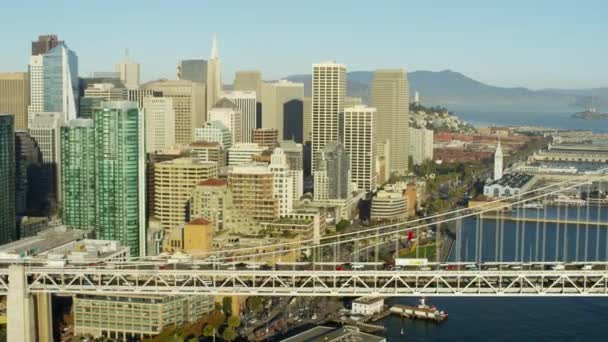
{"left": 2, "top": 0, "right": 606, "bottom": 89}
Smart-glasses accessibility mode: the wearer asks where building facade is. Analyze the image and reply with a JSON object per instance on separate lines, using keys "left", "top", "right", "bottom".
{"left": 311, "top": 62, "right": 346, "bottom": 171}
{"left": 143, "top": 96, "right": 175, "bottom": 153}
{"left": 221, "top": 90, "right": 256, "bottom": 143}
{"left": 371, "top": 191, "right": 407, "bottom": 222}
{"left": 177, "top": 59, "right": 207, "bottom": 83}
{"left": 141, "top": 80, "right": 206, "bottom": 145}
{"left": 79, "top": 83, "right": 127, "bottom": 119}
{"left": 343, "top": 105, "right": 377, "bottom": 193}
{"left": 61, "top": 119, "right": 96, "bottom": 229}
{"left": 73, "top": 294, "right": 213, "bottom": 341}
{"left": 0, "top": 72, "right": 29, "bottom": 130}
{"left": 0, "top": 114, "right": 16, "bottom": 243}
{"left": 154, "top": 158, "right": 219, "bottom": 231}
{"left": 115, "top": 53, "right": 140, "bottom": 89}
{"left": 252, "top": 128, "right": 279, "bottom": 148}
{"left": 29, "top": 112, "right": 62, "bottom": 209}
{"left": 94, "top": 102, "right": 145, "bottom": 256}
{"left": 371, "top": 69, "right": 410, "bottom": 174}
{"left": 228, "top": 165, "right": 278, "bottom": 221}
{"left": 28, "top": 43, "right": 79, "bottom": 127}
{"left": 208, "top": 98, "right": 242, "bottom": 145}
{"left": 409, "top": 127, "right": 434, "bottom": 165}
{"left": 190, "top": 179, "right": 233, "bottom": 231}
{"left": 227, "top": 143, "right": 267, "bottom": 166}
{"left": 269, "top": 148, "right": 294, "bottom": 217}
{"left": 233, "top": 70, "right": 262, "bottom": 95}
{"left": 195, "top": 121, "right": 233, "bottom": 148}
{"left": 261, "top": 80, "right": 304, "bottom": 141}
{"left": 313, "top": 142, "right": 350, "bottom": 201}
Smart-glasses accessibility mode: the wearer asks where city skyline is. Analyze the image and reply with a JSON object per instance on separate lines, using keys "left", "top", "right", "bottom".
{"left": 1, "top": 1, "right": 606, "bottom": 89}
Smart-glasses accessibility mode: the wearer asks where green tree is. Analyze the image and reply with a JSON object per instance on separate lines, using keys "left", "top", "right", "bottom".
{"left": 250, "top": 296, "right": 264, "bottom": 314}
{"left": 222, "top": 327, "right": 238, "bottom": 342}
{"left": 203, "top": 324, "right": 215, "bottom": 337}
{"left": 227, "top": 315, "right": 241, "bottom": 328}
{"left": 186, "top": 338, "right": 198, "bottom": 342}
{"left": 222, "top": 297, "right": 233, "bottom": 316}
{"left": 166, "top": 335, "right": 183, "bottom": 342}
{"left": 335, "top": 220, "right": 350, "bottom": 231}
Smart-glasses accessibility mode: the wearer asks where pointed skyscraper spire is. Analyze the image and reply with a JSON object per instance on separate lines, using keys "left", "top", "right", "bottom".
{"left": 211, "top": 33, "right": 219, "bottom": 59}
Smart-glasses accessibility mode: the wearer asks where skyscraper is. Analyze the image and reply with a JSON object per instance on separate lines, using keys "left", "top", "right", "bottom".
{"left": 233, "top": 70, "right": 262, "bottom": 95}
{"left": 208, "top": 98, "right": 242, "bottom": 145}
{"left": 79, "top": 83, "right": 127, "bottom": 119}
{"left": 313, "top": 142, "right": 350, "bottom": 201}
{"left": 221, "top": 91, "right": 256, "bottom": 142}
{"left": 206, "top": 34, "right": 222, "bottom": 111}
{"left": 343, "top": 105, "right": 377, "bottom": 193}
{"left": 94, "top": 101, "right": 145, "bottom": 256}
{"left": 177, "top": 59, "right": 207, "bottom": 83}
{"left": 29, "top": 42, "right": 79, "bottom": 126}
{"left": 269, "top": 148, "right": 294, "bottom": 217}
{"left": 143, "top": 96, "right": 175, "bottom": 153}
{"left": 371, "top": 69, "right": 410, "bottom": 174}
{"left": 31, "top": 35, "right": 63, "bottom": 55}
{"left": 14, "top": 131, "right": 42, "bottom": 214}
{"left": 0, "top": 114, "right": 16, "bottom": 243}
{"left": 195, "top": 121, "right": 233, "bottom": 149}
{"left": 142, "top": 80, "right": 206, "bottom": 144}
{"left": 61, "top": 119, "right": 96, "bottom": 229}
{"left": 115, "top": 50, "right": 140, "bottom": 89}
{"left": 154, "top": 158, "right": 219, "bottom": 231}
{"left": 0, "top": 72, "right": 29, "bottom": 130}
{"left": 311, "top": 62, "right": 346, "bottom": 172}
{"left": 29, "top": 112, "right": 62, "bottom": 210}
{"left": 261, "top": 80, "right": 304, "bottom": 142}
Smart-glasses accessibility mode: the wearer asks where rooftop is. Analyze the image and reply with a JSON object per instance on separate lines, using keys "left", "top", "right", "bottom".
{"left": 353, "top": 297, "right": 384, "bottom": 305}
{"left": 190, "top": 140, "right": 220, "bottom": 148}
{"left": 187, "top": 218, "right": 211, "bottom": 226}
{"left": 487, "top": 172, "right": 534, "bottom": 188}
{"left": 198, "top": 178, "right": 227, "bottom": 187}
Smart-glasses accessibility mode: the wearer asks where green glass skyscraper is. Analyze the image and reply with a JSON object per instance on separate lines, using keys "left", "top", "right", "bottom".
{"left": 94, "top": 101, "right": 145, "bottom": 256}
{"left": 0, "top": 114, "right": 17, "bottom": 243}
{"left": 61, "top": 118, "right": 96, "bottom": 229}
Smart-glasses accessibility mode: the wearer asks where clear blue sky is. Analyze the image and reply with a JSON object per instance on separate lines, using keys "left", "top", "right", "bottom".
{"left": 2, "top": 0, "right": 606, "bottom": 89}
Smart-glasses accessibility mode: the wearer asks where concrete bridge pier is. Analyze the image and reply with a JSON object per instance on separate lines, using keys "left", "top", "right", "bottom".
{"left": 7, "top": 265, "right": 35, "bottom": 342}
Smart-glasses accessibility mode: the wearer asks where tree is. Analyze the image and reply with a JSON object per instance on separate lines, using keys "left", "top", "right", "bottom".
{"left": 208, "top": 310, "right": 226, "bottom": 329}
{"left": 227, "top": 315, "right": 241, "bottom": 328}
{"left": 335, "top": 220, "right": 350, "bottom": 231}
{"left": 203, "top": 324, "right": 215, "bottom": 337}
{"left": 186, "top": 338, "right": 198, "bottom": 342}
{"left": 249, "top": 297, "right": 264, "bottom": 314}
{"left": 222, "top": 327, "right": 238, "bottom": 342}
{"left": 222, "top": 297, "right": 233, "bottom": 316}
{"left": 166, "top": 335, "right": 183, "bottom": 342}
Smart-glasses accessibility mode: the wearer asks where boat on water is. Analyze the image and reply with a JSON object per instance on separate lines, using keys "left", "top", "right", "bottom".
{"left": 390, "top": 298, "right": 448, "bottom": 323}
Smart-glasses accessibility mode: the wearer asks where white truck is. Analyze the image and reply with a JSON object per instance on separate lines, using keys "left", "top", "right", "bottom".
{"left": 395, "top": 258, "right": 428, "bottom": 267}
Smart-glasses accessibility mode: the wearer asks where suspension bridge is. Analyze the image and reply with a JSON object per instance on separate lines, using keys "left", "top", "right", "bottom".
{"left": 3, "top": 174, "right": 608, "bottom": 341}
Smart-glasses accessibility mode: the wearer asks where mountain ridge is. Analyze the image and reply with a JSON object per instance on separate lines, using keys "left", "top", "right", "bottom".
{"left": 284, "top": 70, "right": 607, "bottom": 113}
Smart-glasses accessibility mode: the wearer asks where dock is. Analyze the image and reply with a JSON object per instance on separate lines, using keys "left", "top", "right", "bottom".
{"left": 390, "top": 299, "right": 448, "bottom": 323}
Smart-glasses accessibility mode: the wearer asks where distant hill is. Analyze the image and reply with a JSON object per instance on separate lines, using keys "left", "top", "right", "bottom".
{"left": 285, "top": 70, "right": 607, "bottom": 114}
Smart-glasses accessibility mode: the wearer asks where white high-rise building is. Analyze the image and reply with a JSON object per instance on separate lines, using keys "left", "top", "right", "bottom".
{"left": 206, "top": 34, "right": 222, "bottom": 111}
{"left": 343, "top": 105, "right": 377, "bottom": 193}
{"left": 494, "top": 140, "right": 503, "bottom": 181}
{"left": 143, "top": 97, "right": 175, "bottom": 153}
{"left": 371, "top": 69, "right": 410, "bottom": 174}
{"left": 28, "top": 43, "right": 79, "bottom": 127}
{"left": 409, "top": 127, "right": 434, "bottom": 165}
{"left": 195, "top": 121, "right": 233, "bottom": 148}
{"left": 29, "top": 112, "right": 62, "bottom": 205}
{"left": 261, "top": 80, "right": 304, "bottom": 141}
{"left": 311, "top": 62, "right": 346, "bottom": 171}
{"left": 269, "top": 148, "right": 293, "bottom": 217}
{"left": 208, "top": 98, "right": 242, "bottom": 145}
{"left": 227, "top": 143, "right": 266, "bottom": 166}
{"left": 221, "top": 91, "right": 256, "bottom": 143}
{"left": 115, "top": 50, "right": 140, "bottom": 89}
